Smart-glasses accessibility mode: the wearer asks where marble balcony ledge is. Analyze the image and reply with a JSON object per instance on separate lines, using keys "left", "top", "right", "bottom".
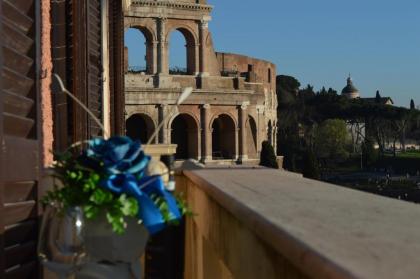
{"left": 179, "top": 168, "right": 420, "bottom": 279}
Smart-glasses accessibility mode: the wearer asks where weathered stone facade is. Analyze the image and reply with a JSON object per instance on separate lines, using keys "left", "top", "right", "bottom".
{"left": 124, "top": 0, "right": 278, "bottom": 163}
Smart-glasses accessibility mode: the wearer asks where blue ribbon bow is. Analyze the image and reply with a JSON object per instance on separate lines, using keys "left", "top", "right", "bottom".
{"left": 101, "top": 174, "right": 181, "bottom": 235}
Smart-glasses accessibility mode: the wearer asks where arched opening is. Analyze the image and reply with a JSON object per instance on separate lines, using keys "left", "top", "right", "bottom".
{"left": 171, "top": 114, "right": 199, "bottom": 160}
{"left": 212, "top": 114, "right": 236, "bottom": 160}
{"left": 168, "top": 28, "right": 196, "bottom": 75}
{"left": 247, "top": 116, "right": 258, "bottom": 158}
{"left": 124, "top": 27, "right": 153, "bottom": 74}
{"left": 126, "top": 114, "right": 155, "bottom": 143}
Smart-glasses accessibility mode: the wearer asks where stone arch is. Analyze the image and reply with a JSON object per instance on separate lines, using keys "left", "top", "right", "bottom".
{"left": 131, "top": 25, "right": 155, "bottom": 42}
{"left": 124, "top": 25, "right": 156, "bottom": 74}
{"left": 167, "top": 110, "right": 200, "bottom": 130}
{"left": 167, "top": 26, "right": 198, "bottom": 75}
{"left": 165, "top": 23, "right": 198, "bottom": 45}
{"left": 126, "top": 113, "right": 156, "bottom": 144}
{"left": 170, "top": 113, "right": 200, "bottom": 160}
{"left": 211, "top": 114, "right": 236, "bottom": 160}
{"left": 209, "top": 111, "right": 238, "bottom": 130}
{"left": 246, "top": 115, "right": 258, "bottom": 159}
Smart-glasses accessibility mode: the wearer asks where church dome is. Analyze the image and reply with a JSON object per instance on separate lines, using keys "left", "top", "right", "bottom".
{"left": 341, "top": 76, "right": 360, "bottom": 99}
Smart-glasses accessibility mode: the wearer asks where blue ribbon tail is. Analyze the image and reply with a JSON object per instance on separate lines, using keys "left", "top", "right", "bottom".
{"left": 141, "top": 176, "right": 182, "bottom": 222}
{"left": 124, "top": 177, "right": 166, "bottom": 235}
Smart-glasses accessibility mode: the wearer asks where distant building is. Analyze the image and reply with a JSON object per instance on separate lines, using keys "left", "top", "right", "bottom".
{"left": 362, "top": 97, "right": 394, "bottom": 105}
{"left": 341, "top": 76, "right": 395, "bottom": 151}
{"left": 341, "top": 75, "right": 360, "bottom": 99}
{"left": 341, "top": 76, "right": 393, "bottom": 105}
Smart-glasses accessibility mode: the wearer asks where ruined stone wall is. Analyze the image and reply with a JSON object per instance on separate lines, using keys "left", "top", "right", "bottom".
{"left": 215, "top": 52, "right": 276, "bottom": 92}
{"left": 215, "top": 52, "right": 278, "bottom": 151}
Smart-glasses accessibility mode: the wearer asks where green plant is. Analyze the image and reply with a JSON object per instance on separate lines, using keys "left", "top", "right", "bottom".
{"left": 43, "top": 137, "right": 190, "bottom": 235}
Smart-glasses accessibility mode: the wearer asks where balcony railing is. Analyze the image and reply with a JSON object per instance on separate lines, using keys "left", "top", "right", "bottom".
{"left": 127, "top": 65, "right": 147, "bottom": 73}
{"left": 126, "top": 66, "right": 190, "bottom": 75}
{"left": 169, "top": 66, "right": 188, "bottom": 75}
{"left": 176, "top": 167, "right": 420, "bottom": 279}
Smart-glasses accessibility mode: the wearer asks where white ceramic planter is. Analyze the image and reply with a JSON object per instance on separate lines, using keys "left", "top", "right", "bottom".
{"left": 76, "top": 215, "right": 149, "bottom": 279}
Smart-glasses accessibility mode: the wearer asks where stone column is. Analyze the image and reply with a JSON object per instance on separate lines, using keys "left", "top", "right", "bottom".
{"left": 157, "top": 18, "right": 168, "bottom": 75}
{"left": 235, "top": 128, "right": 239, "bottom": 161}
{"left": 271, "top": 124, "right": 275, "bottom": 146}
{"left": 158, "top": 104, "right": 168, "bottom": 144}
{"left": 273, "top": 125, "right": 278, "bottom": 155}
{"left": 256, "top": 105, "right": 264, "bottom": 155}
{"left": 200, "top": 104, "right": 212, "bottom": 163}
{"left": 198, "top": 20, "right": 209, "bottom": 76}
{"left": 239, "top": 103, "right": 248, "bottom": 162}
{"left": 146, "top": 40, "right": 158, "bottom": 74}
{"left": 194, "top": 44, "right": 200, "bottom": 75}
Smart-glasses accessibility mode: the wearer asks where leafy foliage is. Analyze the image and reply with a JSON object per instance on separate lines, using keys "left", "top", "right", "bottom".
{"left": 362, "top": 140, "right": 379, "bottom": 167}
{"left": 276, "top": 74, "right": 420, "bottom": 175}
{"left": 315, "top": 119, "right": 350, "bottom": 162}
{"left": 43, "top": 152, "right": 141, "bottom": 234}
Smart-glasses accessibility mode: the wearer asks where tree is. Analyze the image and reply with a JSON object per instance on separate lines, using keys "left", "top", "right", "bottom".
{"left": 319, "top": 86, "right": 328, "bottom": 95}
{"left": 410, "top": 99, "right": 415, "bottom": 110}
{"left": 362, "top": 139, "right": 378, "bottom": 168}
{"left": 276, "top": 75, "right": 300, "bottom": 96}
{"left": 302, "top": 150, "right": 320, "bottom": 179}
{"left": 315, "top": 119, "right": 350, "bottom": 165}
{"left": 375, "top": 90, "right": 381, "bottom": 103}
{"left": 260, "top": 141, "right": 279, "bottom": 169}
{"left": 327, "top": 88, "right": 337, "bottom": 95}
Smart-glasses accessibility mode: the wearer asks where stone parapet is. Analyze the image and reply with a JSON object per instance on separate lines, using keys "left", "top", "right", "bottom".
{"left": 181, "top": 168, "right": 420, "bottom": 279}
{"left": 128, "top": 0, "right": 213, "bottom": 20}
{"left": 143, "top": 144, "right": 177, "bottom": 159}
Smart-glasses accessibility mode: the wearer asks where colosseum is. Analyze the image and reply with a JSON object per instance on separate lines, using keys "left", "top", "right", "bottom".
{"left": 124, "top": 0, "right": 278, "bottom": 164}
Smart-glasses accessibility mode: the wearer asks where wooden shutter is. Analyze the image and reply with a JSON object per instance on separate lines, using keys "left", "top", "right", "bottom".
{"left": 0, "top": 0, "right": 41, "bottom": 278}
{"left": 109, "top": 0, "right": 125, "bottom": 136}
{"left": 50, "top": 0, "right": 70, "bottom": 152}
{"left": 68, "top": 0, "right": 103, "bottom": 142}
{"left": 86, "top": 0, "right": 103, "bottom": 138}
{"left": 52, "top": 0, "right": 125, "bottom": 143}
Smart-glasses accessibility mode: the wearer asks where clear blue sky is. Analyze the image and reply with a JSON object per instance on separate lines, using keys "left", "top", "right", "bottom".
{"left": 125, "top": 0, "right": 420, "bottom": 107}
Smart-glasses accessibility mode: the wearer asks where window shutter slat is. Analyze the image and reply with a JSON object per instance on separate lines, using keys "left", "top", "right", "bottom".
{"left": 3, "top": 113, "right": 34, "bottom": 137}
{"left": 2, "top": 1, "right": 33, "bottom": 33}
{"left": 3, "top": 90, "right": 34, "bottom": 117}
{"left": 2, "top": 68, "right": 34, "bottom": 96}
{"left": 3, "top": 46, "right": 34, "bottom": 75}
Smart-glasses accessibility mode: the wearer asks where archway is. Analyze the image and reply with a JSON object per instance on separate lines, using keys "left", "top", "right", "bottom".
{"left": 247, "top": 116, "right": 258, "bottom": 158}
{"left": 124, "top": 27, "right": 154, "bottom": 73}
{"left": 168, "top": 28, "right": 197, "bottom": 75}
{"left": 212, "top": 114, "right": 236, "bottom": 160}
{"left": 126, "top": 114, "right": 156, "bottom": 143}
{"left": 171, "top": 114, "right": 199, "bottom": 160}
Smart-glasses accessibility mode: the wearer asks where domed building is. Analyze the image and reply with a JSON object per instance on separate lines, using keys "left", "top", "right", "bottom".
{"left": 341, "top": 75, "right": 360, "bottom": 99}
